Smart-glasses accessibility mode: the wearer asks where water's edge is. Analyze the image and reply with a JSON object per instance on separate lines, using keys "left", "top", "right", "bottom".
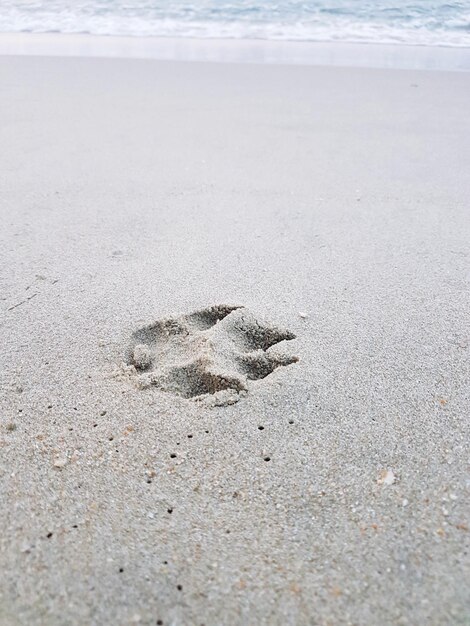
{"left": 1, "top": 32, "right": 469, "bottom": 71}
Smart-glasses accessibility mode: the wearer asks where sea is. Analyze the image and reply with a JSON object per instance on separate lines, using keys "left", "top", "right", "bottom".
{"left": 1, "top": 0, "right": 469, "bottom": 48}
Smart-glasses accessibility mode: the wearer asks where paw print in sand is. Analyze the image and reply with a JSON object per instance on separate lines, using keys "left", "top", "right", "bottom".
{"left": 125, "top": 305, "right": 298, "bottom": 405}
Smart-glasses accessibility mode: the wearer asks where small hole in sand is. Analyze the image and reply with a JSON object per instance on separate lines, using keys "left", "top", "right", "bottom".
{"left": 72, "top": 525, "right": 78, "bottom": 529}
{"left": 93, "top": 423, "right": 97, "bottom": 428}
{"left": 176, "top": 442, "right": 180, "bottom": 446}
{"left": 167, "top": 508, "right": 173, "bottom": 514}
{"left": 147, "top": 479, "right": 152, "bottom": 484}
{"left": 205, "top": 430, "right": 209, "bottom": 434}
{"left": 47, "top": 405, "right": 52, "bottom": 409}
{"left": 157, "top": 621, "right": 163, "bottom": 626}
{"left": 18, "top": 408, "right": 23, "bottom": 413}
{"left": 170, "top": 453, "right": 177, "bottom": 459}
{"left": 108, "top": 436, "right": 114, "bottom": 441}
{"left": 163, "top": 560, "right": 168, "bottom": 565}
{"left": 119, "top": 568, "right": 124, "bottom": 573}
{"left": 187, "top": 434, "right": 193, "bottom": 439}
{"left": 258, "top": 425, "right": 264, "bottom": 431}
{"left": 46, "top": 532, "right": 53, "bottom": 538}
{"left": 264, "top": 456, "right": 271, "bottom": 462}
{"left": 288, "top": 420, "right": 294, "bottom": 425}
{"left": 176, "top": 584, "right": 183, "bottom": 591}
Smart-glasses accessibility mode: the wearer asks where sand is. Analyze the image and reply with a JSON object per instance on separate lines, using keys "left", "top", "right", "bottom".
{"left": 0, "top": 53, "right": 469, "bottom": 625}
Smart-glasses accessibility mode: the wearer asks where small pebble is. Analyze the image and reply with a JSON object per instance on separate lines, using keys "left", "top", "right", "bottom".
{"left": 298, "top": 312, "right": 309, "bottom": 319}
{"left": 71, "top": 450, "right": 80, "bottom": 463}
{"left": 6, "top": 423, "right": 17, "bottom": 432}
{"left": 377, "top": 469, "right": 396, "bottom": 485}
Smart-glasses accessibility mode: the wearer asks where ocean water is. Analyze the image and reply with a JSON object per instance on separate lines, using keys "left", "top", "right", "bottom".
{"left": 1, "top": 1, "right": 469, "bottom": 48}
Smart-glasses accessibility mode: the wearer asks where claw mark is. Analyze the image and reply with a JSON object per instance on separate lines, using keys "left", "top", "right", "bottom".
{"left": 124, "top": 305, "right": 298, "bottom": 405}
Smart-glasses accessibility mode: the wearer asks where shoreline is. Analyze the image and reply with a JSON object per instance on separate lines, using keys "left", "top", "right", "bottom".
{"left": 1, "top": 31, "right": 470, "bottom": 71}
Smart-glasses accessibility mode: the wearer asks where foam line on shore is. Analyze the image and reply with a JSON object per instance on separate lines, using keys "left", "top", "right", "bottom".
{"left": 1, "top": 32, "right": 470, "bottom": 71}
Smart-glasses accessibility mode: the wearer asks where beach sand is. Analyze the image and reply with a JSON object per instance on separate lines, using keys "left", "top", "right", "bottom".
{"left": 0, "top": 55, "right": 469, "bottom": 625}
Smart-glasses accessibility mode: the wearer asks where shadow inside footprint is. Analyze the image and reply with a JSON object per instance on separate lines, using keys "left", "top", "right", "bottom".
{"left": 184, "top": 304, "right": 242, "bottom": 331}
{"left": 236, "top": 352, "right": 299, "bottom": 380}
{"left": 159, "top": 361, "right": 247, "bottom": 399}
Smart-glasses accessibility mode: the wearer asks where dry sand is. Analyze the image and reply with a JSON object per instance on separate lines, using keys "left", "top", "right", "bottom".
{"left": 0, "top": 54, "right": 469, "bottom": 625}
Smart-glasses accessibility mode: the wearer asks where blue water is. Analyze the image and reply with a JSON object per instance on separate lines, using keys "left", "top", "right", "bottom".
{"left": 1, "top": 1, "right": 469, "bottom": 47}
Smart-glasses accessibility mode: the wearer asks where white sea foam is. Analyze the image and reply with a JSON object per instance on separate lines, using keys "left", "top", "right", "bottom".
{"left": 0, "top": 1, "right": 469, "bottom": 47}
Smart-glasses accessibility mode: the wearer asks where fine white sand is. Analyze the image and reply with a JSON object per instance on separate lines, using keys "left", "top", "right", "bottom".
{"left": 0, "top": 54, "right": 469, "bottom": 625}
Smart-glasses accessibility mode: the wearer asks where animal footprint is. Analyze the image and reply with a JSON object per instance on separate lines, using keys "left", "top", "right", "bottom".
{"left": 125, "top": 305, "right": 298, "bottom": 405}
